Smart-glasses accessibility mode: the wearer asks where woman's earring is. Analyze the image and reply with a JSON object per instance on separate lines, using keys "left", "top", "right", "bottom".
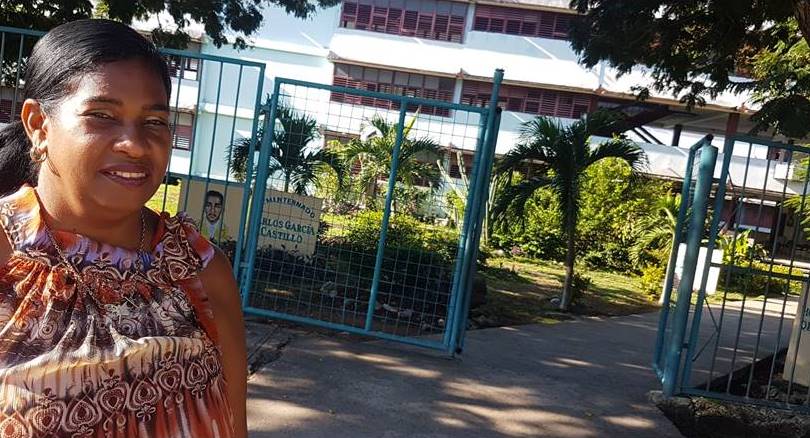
{"left": 29, "top": 143, "right": 47, "bottom": 163}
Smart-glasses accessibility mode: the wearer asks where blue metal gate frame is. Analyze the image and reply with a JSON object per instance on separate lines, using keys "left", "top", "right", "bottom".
{"left": 655, "top": 133, "right": 810, "bottom": 409}
{"left": 239, "top": 71, "right": 504, "bottom": 355}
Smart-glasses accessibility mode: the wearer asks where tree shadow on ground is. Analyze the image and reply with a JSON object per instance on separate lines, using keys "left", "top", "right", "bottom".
{"left": 245, "top": 312, "right": 682, "bottom": 437}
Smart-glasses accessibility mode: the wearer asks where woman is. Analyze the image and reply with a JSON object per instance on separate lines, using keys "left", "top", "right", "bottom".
{"left": 0, "top": 20, "right": 247, "bottom": 437}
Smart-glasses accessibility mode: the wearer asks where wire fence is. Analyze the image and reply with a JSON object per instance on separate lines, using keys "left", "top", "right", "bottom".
{"left": 240, "top": 75, "right": 502, "bottom": 353}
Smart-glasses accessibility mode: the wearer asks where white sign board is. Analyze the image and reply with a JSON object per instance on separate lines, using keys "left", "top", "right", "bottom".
{"left": 786, "top": 282, "right": 810, "bottom": 387}
{"left": 670, "top": 244, "right": 724, "bottom": 296}
{"left": 258, "top": 190, "right": 323, "bottom": 256}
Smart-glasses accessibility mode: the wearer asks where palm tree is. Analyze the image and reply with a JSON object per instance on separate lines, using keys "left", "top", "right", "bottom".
{"left": 437, "top": 150, "right": 507, "bottom": 244}
{"left": 229, "top": 106, "right": 345, "bottom": 195}
{"left": 492, "top": 112, "right": 646, "bottom": 311}
{"left": 631, "top": 192, "right": 681, "bottom": 267}
{"left": 343, "top": 114, "right": 442, "bottom": 209}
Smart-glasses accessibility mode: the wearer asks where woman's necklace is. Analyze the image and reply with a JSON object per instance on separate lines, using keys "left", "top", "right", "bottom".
{"left": 44, "top": 210, "right": 147, "bottom": 308}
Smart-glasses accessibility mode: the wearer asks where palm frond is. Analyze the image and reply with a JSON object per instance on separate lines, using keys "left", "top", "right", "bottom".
{"left": 585, "top": 138, "right": 648, "bottom": 172}
{"left": 491, "top": 175, "right": 553, "bottom": 229}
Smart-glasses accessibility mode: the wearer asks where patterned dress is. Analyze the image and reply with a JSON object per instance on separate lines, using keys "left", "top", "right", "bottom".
{"left": 0, "top": 186, "right": 234, "bottom": 437}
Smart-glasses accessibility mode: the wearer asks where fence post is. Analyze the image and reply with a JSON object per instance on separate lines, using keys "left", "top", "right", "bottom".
{"left": 662, "top": 142, "right": 718, "bottom": 397}
{"left": 457, "top": 106, "right": 502, "bottom": 353}
{"left": 233, "top": 65, "right": 266, "bottom": 280}
{"left": 653, "top": 135, "right": 711, "bottom": 375}
{"left": 448, "top": 69, "right": 504, "bottom": 354}
{"left": 680, "top": 135, "right": 735, "bottom": 387}
{"left": 444, "top": 115, "right": 489, "bottom": 350}
{"left": 240, "top": 84, "right": 281, "bottom": 310}
{"left": 365, "top": 102, "right": 409, "bottom": 332}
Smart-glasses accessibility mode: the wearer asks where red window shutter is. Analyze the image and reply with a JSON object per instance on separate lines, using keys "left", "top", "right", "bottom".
{"left": 554, "top": 14, "right": 571, "bottom": 38}
{"left": 342, "top": 1, "right": 358, "bottom": 27}
{"left": 538, "top": 11, "right": 555, "bottom": 38}
{"left": 343, "top": 2, "right": 358, "bottom": 16}
{"left": 521, "top": 21, "right": 537, "bottom": 36}
{"left": 371, "top": 6, "right": 388, "bottom": 31}
{"left": 332, "top": 63, "right": 453, "bottom": 117}
{"left": 387, "top": 8, "right": 403, "bottom": 34}
{"left": 449, "top": 15, "right": 465, "bottom": 42}
{"left": 507, "top": 97, "right": 523, "bottom": 112}
{"left": 402, "top": 10, "right": 418, "bottom": 35}
{"left": 356, "top": 4, "right": 372, "bottom": 29}
{"left": 0, "top": 99, "right": 12, "bottom": 123}
{"left": 417, "top": 13, "right": 434, "bottom": 37}
{"left": 340, "top": 1, "right": 467, "bottom": 42}
{"left": 540, "top": 91, "right": 558, "bottom": 116}
{"left": 572, "top": 96, "right": 591, "bottom": 118}
{"left": 506, "top": 19, "right": 521, "bottom": 35}
{"left": 434, "top": 14, "right": 450, "bottom": 40}
{"left": 449, "top": 161, "right": 461, "bottom": 178}
{"left": 557, "top": 95, "right": 574, "bottom": 117}
{"left": 490, "top": 18, "right": 504, "bottom": 33}
{"left": 473, "top": 4, "right": 571, "bottom": 39}
{"left": 473, "top": 16, "right": 489, "bottom": 31}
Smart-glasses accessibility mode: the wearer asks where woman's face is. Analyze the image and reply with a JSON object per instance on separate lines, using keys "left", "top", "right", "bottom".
{"left": 40, "top": 59, "right": 171, "bottom": 214}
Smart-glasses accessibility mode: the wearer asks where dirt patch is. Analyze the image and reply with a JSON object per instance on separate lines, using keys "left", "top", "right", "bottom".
{"left": 652, "top": 391, "right": 810, "bottom": 438}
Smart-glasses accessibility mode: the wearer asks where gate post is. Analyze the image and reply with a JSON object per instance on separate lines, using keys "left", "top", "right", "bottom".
{"left": 448, "top": 69, "right": 504, "bottom": 355}
{"left": 653, "top": 135, "right": 711, "bottom": 376}
{"left": 662, "top": 142, "right": 718, "bottom": 397}
{"left": 456, "top": 106, "right": 502, "bottom": 353}
{"left": 240, "top": 84, "right": 281, "bottom": 309}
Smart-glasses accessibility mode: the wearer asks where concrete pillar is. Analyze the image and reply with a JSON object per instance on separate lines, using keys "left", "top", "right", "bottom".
{"left": 671, "top": 124, "right": 683, "bottom": 146}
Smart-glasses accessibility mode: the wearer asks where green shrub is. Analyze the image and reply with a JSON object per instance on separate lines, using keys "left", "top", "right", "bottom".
{"left": 572, "top": 272, "right": 592, "bottom": 296}
{"left": 491, "top": 158, "right": 672, "bottom": 272}
{"left": 582, "top": 241, "right": 633, "bottom": 272}
{"left": 339, "top": 211, "right": 460, "bottom": 264}
{"left": 640, "top": 264, "right": 666, "bottom": 301}
{"left": 738, "top": 261, "right": 802, "bottom": 296}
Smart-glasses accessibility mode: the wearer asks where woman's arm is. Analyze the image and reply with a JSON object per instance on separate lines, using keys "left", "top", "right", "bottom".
{"left": 199, "top": 249, "right": 248, "bottom": 438}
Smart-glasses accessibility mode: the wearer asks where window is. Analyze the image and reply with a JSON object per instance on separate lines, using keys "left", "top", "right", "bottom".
{"left": 331, "top": 63, "right": 456, "bottom": 117}
{"left": 0, "top": 99, "right": 14, "bottom": 124}
{"left": 447, "top": 151, "right": 474, "bottom": 179}
{"left": 462, "top": 81, "right": 591, "bottom": 119}
{"left": 164, "top": 55, "right": 201, "bottom": 81}
{"left": 473, "top": 4, "right": 572, "bottom": 40}
{"left": 169, "top": 112, "right": 195, "bottom": 151}
{"left": 341, "top": 0, "right": 468, "bottom": 43}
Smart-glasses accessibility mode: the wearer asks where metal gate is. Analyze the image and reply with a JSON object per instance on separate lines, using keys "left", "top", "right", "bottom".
{"left": 239, "top": 73, "right": 503, "bottom": 354}
{"left": 1, "top": 24, "right": 504, "bottom": 354}
{"left": 655, "top": 133, "right": 810, "bottom": 409}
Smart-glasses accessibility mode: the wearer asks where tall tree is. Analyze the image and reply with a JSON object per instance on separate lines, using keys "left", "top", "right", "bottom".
{"left": 230, "top": 106, "right": 344, "bottom": 195}
{"left": 492, "top": 112, "right": 646, "bottom": 311}
{"left": 1, "top": 0, "right": 340, "bottom": 48}
{"left": 569, "top": 0, "right": 810, "bottom": 138}
{"left": 343, "top": 114, "right": 442, "bottom": 209}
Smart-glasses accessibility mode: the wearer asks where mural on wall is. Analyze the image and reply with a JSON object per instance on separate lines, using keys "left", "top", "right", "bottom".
{"left": 180, "top": 180, "right": 245, "bottom": 259}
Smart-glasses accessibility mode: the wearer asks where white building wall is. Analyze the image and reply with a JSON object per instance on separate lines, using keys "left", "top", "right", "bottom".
{"left": 183, "top": 2, "right": 759, "bottom": 191}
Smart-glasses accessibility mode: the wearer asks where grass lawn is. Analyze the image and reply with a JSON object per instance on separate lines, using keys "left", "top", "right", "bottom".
{"left": 475, "top": 256, "right": 659, "bottom": 327}
{"left": 146, "top": 182, "right": 181, "bottom": 215}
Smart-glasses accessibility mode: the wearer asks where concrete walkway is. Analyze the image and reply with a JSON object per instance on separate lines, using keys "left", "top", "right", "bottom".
{"left": 245, "top": 311, "right": 683, "bottom": 437}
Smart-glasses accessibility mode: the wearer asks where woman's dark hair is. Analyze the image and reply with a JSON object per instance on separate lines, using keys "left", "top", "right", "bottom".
{"left": 0, "top": 19, "right": 171, "bottom": 196}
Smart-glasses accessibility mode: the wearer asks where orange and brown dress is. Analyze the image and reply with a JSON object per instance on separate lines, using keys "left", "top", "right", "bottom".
{"left": 0, "top": 185, "right": 234, "bottom": 437}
